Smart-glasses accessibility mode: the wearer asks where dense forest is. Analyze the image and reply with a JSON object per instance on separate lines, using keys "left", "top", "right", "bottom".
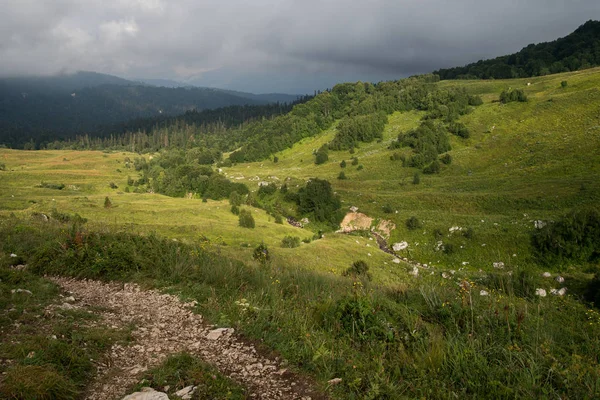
{"left": 435, "top": 20, "right": 600, "bottom": 79}
{"left": 0, "top": 72, "right": 301, "bottom": 148}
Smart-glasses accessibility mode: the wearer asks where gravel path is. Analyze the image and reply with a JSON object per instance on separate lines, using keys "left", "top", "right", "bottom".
{"left": 50, "top": 277, "right": 322, "bottom": 400}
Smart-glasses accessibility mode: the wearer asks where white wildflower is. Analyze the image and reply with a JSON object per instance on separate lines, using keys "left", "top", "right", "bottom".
{"left": 393, "top": 241, "right": 408, "bottom": 251}
{"left": 535, "top": 288, "right": 547, "bottom": 297}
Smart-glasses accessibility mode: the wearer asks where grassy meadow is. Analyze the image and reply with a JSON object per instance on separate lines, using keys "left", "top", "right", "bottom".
{"left": 1, "top": 68, "right": 600, "bottom": 399}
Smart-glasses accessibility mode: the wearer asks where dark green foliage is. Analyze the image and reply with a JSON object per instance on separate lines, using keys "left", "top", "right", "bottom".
{"left": 279, "top": 184, "right": 288, "bottom": 194}
{"left": 435, "top": 21, "right": 600, "bottom": 79}
{"left": 103, "top": 196, "right": 112, "bottom": 209}
{"left": 423, "top": 160, "right": 441, "bottom": 174}
{"left": 314, "top": 144, "right": 329, "bottom": 165}
{"left": 0, "top": 162, "right": 6, "bottom": 170}
{"left": 238, "top": 209, "right": 255, "bottom": 229}
{"left": 50, "top": 209, "right": 87, "bottom": 225}
{"left": 124, "top": 186, "right": 130, "bottom": 193}
{"left": 382, "top": 204, "right": 393, "bottom": 213}
{"left": 258, "top": 183, "right": 277, "bottom": 197}
{"left": 390, "top": 152, "right": 403, "bottom": 161}
{"left": 443, "top": 243, "right": 456, "bottom": 255}
{"left": 229, "top": 191, "right": 242, "bottom": 207}
{"left": 297, "top": 178, "right": 342, "bottom": 225}
{"left": 561, "top": 80, "right": 569, "bottom": 88}
{"left": 337, "top": 171, "right": 347, "bottom": 180}
{"left": 252, "top": 243, "right": 270, "bottom": 265}
{"left": 230, "top": 205, "right": 240, "bottom": 215}
{"left": 109, "top": 182, "right": 118, "bottom": 189}
{"left": 0, "top": 365, "right": 79, "bottom": 400}
{"left": 440, "top": 153, "right": 452, "bottom": 165}
{"left": 357, "top": 165, "right": 363, "bottom": 171}
{"left": 500, "top": 88, "right": 528, "bottom": 103}
{"left": 406, "top": 216, "right": 422, "bottom": 230}
{"left": 433, "top": 228, "right": 444, "bottom": 240}
{"left": 274, "top": 214, "right": 283, "bottom": 224}
{"left": 412, "top": 172, "right": 421, "bottom": 185}
{"left": 38, "top": 182, "right": 65, "bottom": 190}
{"left": 463, "top": 227, "right": 475, "bottom": 239}
{"left": 343, "top": 260, "right": 372, "bottom": 281}
{"left": 531, "top": 208, "right": 600, "bottom": 267}
{"left": 329, "top": 112, "right": 388, "bottom": 150}
{"left": 585, "top": 273, "right": 600, "bottom": 307}
{"left": 273, "top": 156, "right": 279, "bottom": 163}
{"left": 351, "top": 157, "right": 359, "bottom": 166}
{"left": 326, "top": 296, "right": 392, "bottom": 343}
{"left": 340, "top": 160, "right": 347, "bottom": 168}
{"left": 281, "top": 236, "right": 301, "bottom": 248}
{"left": 448, "top": 122, "right": 470, "bottom": 139}
{"left": 127, "top": 176, "right": 134, "bottom": 186}
{"left": 393, "top": 120, "right": 451, "bottom": 168}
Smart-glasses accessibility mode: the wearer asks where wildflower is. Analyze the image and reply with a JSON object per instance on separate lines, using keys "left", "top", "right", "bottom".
{"left": 480, "top": 290, "right": 489, "bottom": 296}
{"left": 555, "top": 276, "right": 565, "bottom": 283}
{"left": 535, "top": 288, "right": 547, "bottom": 297}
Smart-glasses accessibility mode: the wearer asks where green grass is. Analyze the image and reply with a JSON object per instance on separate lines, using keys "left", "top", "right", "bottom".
{"left": 1, "top": 68, "right": 600, "bottom": 398}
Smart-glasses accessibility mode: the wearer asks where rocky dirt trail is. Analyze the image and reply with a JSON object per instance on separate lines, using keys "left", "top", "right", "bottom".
{"left": 49, "top": 277, "right": 323, "bottom": 400}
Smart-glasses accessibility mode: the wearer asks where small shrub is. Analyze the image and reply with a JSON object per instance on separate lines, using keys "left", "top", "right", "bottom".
{"left": 443, "top": 243, "right": 455, "bottom": 255}
{"left": 406, "top": 216, "right": 421, "bottom": 230}
{"left": 340, "top": 160, "right": 347, "bottom": 168}
{"left": 382, "top": 204, "right": 393, "bottom": 214}
{"left": 351, "top": 157, "right": 359, "bottom": 166}
{"left": 0, "top": 162, "right": 6, "bottom": 171}
{"left": 440, "top": 153, "right": 452, "bottom": 165}
{"left": 238, "top": 209, "right": 255, "bottom": 228}
{"left": 273, "top": 156, "right": 279, "bottom": 163}
{"left": 585, "top": 273, "right": 600, "bottom": 307}
{"left": 230, "top": 205, "right": 240, "bottom": 215}
{"left": 281, "top": 236, "right": 301, "bottom": 248}
{"left": 124, "top": 186, "right": 130, "bottom": 193}
{"left": 357, "top": 165, "right": 364, "bottom": 171}
{"left": 500, "top": 88, "right": 527, "bottom": 103}
{"left": 423, "top": 160, "right": 440, "bottom": 174}
{"left": 337, "top": 171, "right": 347, "bottom": 180}
{"left": 252, "top": 243, "right": 270, "bottom": 265}
{"left": 463, "top": 227, "right": 475, "bottom": 239}
{"left": 390, "top": 152, "right": 403, "bottom": 161}
{"left": 39, "top": 182, "right": 65, "bottom": 190}
{"left": 413, "top": 173, "right": 421, "bottom": 185}
{"left": 51, "top": 209, "right": 87, "bottom": 224}
{"left": 433, "top": 228, "right": 443, "bottom": 240}
{"left": 343, "top": 260, "right": 372, "bottom": 281}
{"left": 109, "top": 182, "right": 118, "bottom": 189}
{"left": 202, "top": 196, "right": 208, "bottom": 203}
{"left": 103, "top": 196, "right": 112, "bottom": 209}
{"left": 302, "top": 237, "right": 311, "bottom": 243}
{"left": 561, "top": 80, "right": 568, "bottom": 88}
{"left": 274, "top": 214, "right": 283, "bottom": 224}
{"left": 314, "top": 144, "right": 329, "bottom": 165}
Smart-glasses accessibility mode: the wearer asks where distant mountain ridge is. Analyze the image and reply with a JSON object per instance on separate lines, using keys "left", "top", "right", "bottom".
{"left": 435, "top": 20, "right": 600, "bottom": 80}
{"left": 0, "top": 71, "right": 300, "bottom": 148}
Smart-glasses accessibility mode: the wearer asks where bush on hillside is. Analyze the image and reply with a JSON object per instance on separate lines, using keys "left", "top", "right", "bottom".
{"left": 406, "top": 216, "right": 422, "bottom": 230}
{"left": 281, "top": 236, "right": 301, "bottom": 248}
{"left": 500, "top": 88, "right": 528, "bottom": 103}
{"left": 252, "top": 243, "right": 270, "bottom": 265}
{"left": 314, "top": 144, "right": 329, "bottom": 165}
{"left": 238, "top": 209, "right": 255, "bottom": 228}
{"left": 296, "top": 178, "right": 342, "bottom": 225}
{"left": 343, "top": 260, "right": 372, "bottom": 281}
{"left": 531, "top": 208, "right": 600, "bottom": 267}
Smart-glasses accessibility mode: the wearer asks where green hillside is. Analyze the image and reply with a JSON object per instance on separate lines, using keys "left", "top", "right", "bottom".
{"left": 1, "top": 68, "right": 600, "bottom": 399}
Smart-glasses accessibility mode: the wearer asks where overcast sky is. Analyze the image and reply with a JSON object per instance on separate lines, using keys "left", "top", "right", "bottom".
{"left": 1, "top": 0, "right": 599, "bottom": 93}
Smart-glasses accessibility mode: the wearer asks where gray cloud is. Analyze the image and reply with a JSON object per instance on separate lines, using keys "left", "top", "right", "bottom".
{"left": 1, "top": 0, "right": 598, "bottom": 93}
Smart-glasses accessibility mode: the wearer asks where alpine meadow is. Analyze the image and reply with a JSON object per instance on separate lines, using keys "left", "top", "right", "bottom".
{"left": 1, "top": 12, "right": 600, "bottom": 400}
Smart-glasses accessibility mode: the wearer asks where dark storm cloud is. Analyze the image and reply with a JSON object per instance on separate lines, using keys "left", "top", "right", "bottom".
{"left": 1, "top": 0, "right": 599, "bottom": 92}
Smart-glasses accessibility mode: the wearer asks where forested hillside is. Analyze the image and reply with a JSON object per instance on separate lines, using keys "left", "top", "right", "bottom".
{"left": 435, "top": 20, "right": 600, "bottom": 79}
{"left": 0, "top": 72, "right": 301, "bottom": 148}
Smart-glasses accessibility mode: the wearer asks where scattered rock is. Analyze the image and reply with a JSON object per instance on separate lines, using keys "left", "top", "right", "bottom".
{"left": 11, "top": 288, "right": 32, "bottom": 295}
{"left": 492, "top": 262, "right": 505, "bottom": 269}
{"left": 11, "top": 264, "right": 27, "bottom": 271}
{"left": 392, "top": 242, "right": 408, "bottom": 252}
{"left": 535, "top": 288, "right": 547, "bottom": 297}
{"left": 408, "top": 266, "right": 419, "bottom": 277}
{"left": 542, "top": 272, "right": 552, "bottom": 278}
{"left": 121, "top": 387, "right": 169, "bottom": 400}
{"left": 328, "top": 378, "right": 342, "bottom": 385}
{"left": 64, "top": 296, "right": 76, "bottom": 302}
{"left": 206, "top": 327, "right": 234, "bottom": 340}
{"left": 555, "top": 276, "right": 565, "bottom": 283}
{"left": 175, "top": 385, "right": 196, "bottom": 398}
{"left": 58, "top": 302, "right": 77, "bottom": 310}
{"left": 534, "top": 220, "right": 546, "bottom": 229}
{"left": 10, "top": 253, "right": 18, "bottom": 258}
{"left": 349, "top": 206, "right": 359, "bottom": 212}
{"left": 480, "top": 290, "right": 489, "bottom": 296}
{"left": 392, "top": 258, "right": 401, "bottom": 264}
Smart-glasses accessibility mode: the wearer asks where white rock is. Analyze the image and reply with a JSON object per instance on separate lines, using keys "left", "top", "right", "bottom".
{"left": 462, "top": 261, "right": 469, "bottom": 265}
{"left": 206, "top": 327, "right": 234, "bottom": 340}
{"left": 392, "top": 258, "right": 401, "bottom": 264}
{"left": 557, "top": 287, "right": 567, "bottom": 296}
{"left": 542, "top": 272, "right": 552, "bottom": 278}
{"left": 10, "top": 253, "right": 17, "bottom": 257}
{"left": 535, "top": 288, "right": 547, "bottom": 297}
{"left": 58, "top": 303, "right": 76, "bottom": 310}
{"left": 175, "top": 385, "right": 195, "bottom": 397}
{"left": 328, "top": 378, "right": 343, "bottom": 385}
{"left": 408, "top": 266, "right": 419, "bottom": 277}
{"left": 122, "top": 387, "right": 169, "bottom": 400}
{"left": 493, "top": 262, "right": 505, "bottom": 269}
{"left": 480, "top": 290, "right": 489, "bottom": 296}
{"left": 534, "top": 220, "right": 546, "bottom": 229}
{"left": 555, "top": 276, "right": 565, "bottom": 283}
{"left": 392, "top": 242, "right": 408, "bottom": 251}
{"left": 64, "top": 296, "right": 76, "bottom": 302}
{"left": 11, "top": 288, "right": 32, "bottom": 295}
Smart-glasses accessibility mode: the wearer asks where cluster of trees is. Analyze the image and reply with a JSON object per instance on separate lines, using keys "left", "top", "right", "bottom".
{"left": 131, "top": 149, "right": 248, "bottom": 199}
{"left": 499, "top": 89, "right": 528, "bottom": 103}
{"left": 435, "top": 20, "right": 600, "bottom": 80}
{"left": 389, "top": 87, "right": 482, "bottom": 173}
{"left": 329, "top": 112, "right": 388, "bottom": 150}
